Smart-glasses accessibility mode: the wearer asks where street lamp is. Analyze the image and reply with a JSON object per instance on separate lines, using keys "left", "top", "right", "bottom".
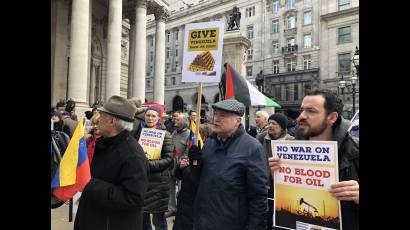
{"left": 337, "top": 46, "right": 359, "bottom": 118}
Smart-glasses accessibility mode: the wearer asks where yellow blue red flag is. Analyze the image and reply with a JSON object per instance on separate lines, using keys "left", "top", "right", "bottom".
{"left": 51, "top": 118, "right": 91, "bottom": 201}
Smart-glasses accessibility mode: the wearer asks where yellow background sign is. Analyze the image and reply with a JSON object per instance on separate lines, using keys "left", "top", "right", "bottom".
{"left": 187, "top": 28, "right": 219, "bottom": 51}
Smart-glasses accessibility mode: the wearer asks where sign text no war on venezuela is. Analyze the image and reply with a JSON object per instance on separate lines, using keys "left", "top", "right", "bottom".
{"left": 182, "top": 21, "right": 224, "bottom": 83}
{"left": 138, "top": 128, "right": 166, "bottom": 161}
{"left": 271, "top": 140, "right": 342, "bottom": 230}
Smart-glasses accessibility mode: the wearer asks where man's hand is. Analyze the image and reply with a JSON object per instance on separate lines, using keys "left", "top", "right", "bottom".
{"left": 268, "top": 156, "right": 282, "bottom": 172}
{"left": 329, "top": 180, "right": 359, "bottom": 204}
{"left": 180, "top": 157, "right": 189, "bottom": 168}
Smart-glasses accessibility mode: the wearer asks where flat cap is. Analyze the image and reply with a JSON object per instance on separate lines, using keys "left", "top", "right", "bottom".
{"left": 97, "top": 95, "right": 136, "bottom": 122}
{"left": 212, "top": 100, "right": 245, "bottom": 116}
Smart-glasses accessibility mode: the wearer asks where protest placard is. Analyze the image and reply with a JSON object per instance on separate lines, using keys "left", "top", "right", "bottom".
{"left": 138, "top": 128, "right": 166, "bottom": 160}
{"left": 182, "top": 21, "right": 224, "bottom": 83}
{"left": 271, "top": 140, "right": 341, "bottom": 230}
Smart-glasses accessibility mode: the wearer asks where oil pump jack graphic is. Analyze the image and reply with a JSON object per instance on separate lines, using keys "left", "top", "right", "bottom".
{"left": 298, "top": 198, "right": 319, "bottom": 218}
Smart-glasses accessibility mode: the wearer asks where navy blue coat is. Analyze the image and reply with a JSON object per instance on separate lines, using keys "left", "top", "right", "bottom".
{"left": 193, "top": 125, "right": 268, "bottom": 230}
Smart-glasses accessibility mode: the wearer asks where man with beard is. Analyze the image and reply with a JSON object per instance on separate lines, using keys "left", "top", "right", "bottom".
{"left": 268, "top": 89, "right": 359, "bottom": 230}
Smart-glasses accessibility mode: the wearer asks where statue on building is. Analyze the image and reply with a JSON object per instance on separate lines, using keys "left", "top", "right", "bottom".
{"left": 227, "top": 6, "right": 241, "bottom": 31}
{"left": 255, "top": 70, "right": 264, "bottom": 92}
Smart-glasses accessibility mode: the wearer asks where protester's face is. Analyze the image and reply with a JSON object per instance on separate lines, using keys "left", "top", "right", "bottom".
{"left": 296, "top": 95, "right": 331, "bottom": 138}
{"left": 212, "top": 110, "right": 241, "bottom": 137}
{"left": 174, "top": 114, "right": 185, "bottom": 128}
{"left": 145, "top": 110, "right": 160, "bottom": 128}
{"left": 255, "top": 114, "right": 266, "bottom": 128}
{"left": 97, "top": 112, "right": 115, "bottom": 137}
{"left": 172, "top": 112, "right": 180, "bottom": 123}
{"left": 268, "top": 120, "right": 283, "bottom": 139}
{"left": 51, "top": 115, "right": 60, "bottom": 123}
{"left": 190, "top": 112, "right": 197, "bottom": 121}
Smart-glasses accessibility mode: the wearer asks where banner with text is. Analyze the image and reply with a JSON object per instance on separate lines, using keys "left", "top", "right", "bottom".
{"left": 271, "top": 140, "right": 341, "bottom": 230}
{"left": 138, "top": 128, "right": 166, "bottom": 160}
{"left": 182, "top": 21, "right": 224, "bottom": 83}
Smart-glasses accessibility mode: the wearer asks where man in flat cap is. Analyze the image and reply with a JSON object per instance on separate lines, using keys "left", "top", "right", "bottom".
{"left": 74, "top": 95, "right": 149, "bottom": 230}
{"left": 193, "top": 99, "right": 268, "bottom": 230}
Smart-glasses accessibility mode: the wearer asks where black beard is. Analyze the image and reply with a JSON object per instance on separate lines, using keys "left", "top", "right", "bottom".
{"left": 299, "top": 118, "right": 329, "bottom": 139}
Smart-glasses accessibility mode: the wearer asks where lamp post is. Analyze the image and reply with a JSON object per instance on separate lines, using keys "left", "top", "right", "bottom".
{"left": 337, "top": 46, "right": 359, "bottom": 118}
{"left": 351, "top": 46, "right": 359, "bottom": 115}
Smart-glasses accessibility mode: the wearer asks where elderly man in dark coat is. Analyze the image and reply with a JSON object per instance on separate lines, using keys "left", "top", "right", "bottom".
{"left": 193, "top": 99, "right": 268, "bottom": 230}
{"left": 74, "top": 95, "right": 149, "bottom": 230}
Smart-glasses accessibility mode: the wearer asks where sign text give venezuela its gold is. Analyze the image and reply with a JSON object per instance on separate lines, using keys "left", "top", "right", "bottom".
{"left": 188, "top": 28, "right": 219, "bottom": 51}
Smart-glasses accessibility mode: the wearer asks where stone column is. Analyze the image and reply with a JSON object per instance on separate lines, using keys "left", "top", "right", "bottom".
{"left": 127, "top": 15, "right": 136, "bottom": 98}
{"left": 153, "top": 7, "right": 168, "bottom": 104}
{"left": 105, "top": 0, "right": 122, "bottom": 99}
{"left": 132, "top": 0, "right": 147, "bottom": 101}
{"left": 67, "top": 0, "right": 90, "bottom": 107}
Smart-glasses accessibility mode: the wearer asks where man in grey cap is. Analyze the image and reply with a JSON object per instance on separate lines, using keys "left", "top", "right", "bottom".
{"left": 193, "top": 99, "right": 268, "bottom": 230}
{"left": 74, "top": 95, "right": 149, "bottom": 230}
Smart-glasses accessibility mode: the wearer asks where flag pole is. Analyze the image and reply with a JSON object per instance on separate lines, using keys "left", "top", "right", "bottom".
{"left": 68, "top": 198, "right": 73, "bottom": 222}
{"left": 195, "top": 83, "right": 203, "bottom": 144}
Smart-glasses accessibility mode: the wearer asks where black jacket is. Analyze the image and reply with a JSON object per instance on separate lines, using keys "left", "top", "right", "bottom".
{"left": 74, "top": 130, "right": 149, "bottom": 230}
{"left": 172, "top": 162, "right": 201, "bottom": 230}
{"left": 135, "top": 124, "right": 175, "bottom": 213}
{"left": 296, "top": 118, "right": 359, "bottom": 230}
{"left": 194, "top": 125, "right": 268, "bottom": 230}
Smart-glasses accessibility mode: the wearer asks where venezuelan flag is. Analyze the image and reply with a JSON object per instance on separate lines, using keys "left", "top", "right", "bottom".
{"left": 188, "top": 120, "right": 203, "bottom": 148}
{"left": 51, "top": 118, "right": 91, "bottom": 201}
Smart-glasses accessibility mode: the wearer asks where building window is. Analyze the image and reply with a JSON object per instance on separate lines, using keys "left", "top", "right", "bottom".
{"left": 303, "top": 55, "right": 311, "bottom": 70}
{"left": 304, "top": 0, "right": 311, "bottom": 4}
{"left": 175, "top": 46, "right": 179, "bottom": 57}
{"left": 272, "top": 19, "right": 279, "bottom": 33}
{"left": 338, "top": 26, "right": 351, "bottom": 44}
{"left": 286, "top": 57, "right": 297, "bottom": 72}
{"left": 175, "top": 61, "right": 179, "bottom": 70}
{"left": 287, "top": 37, "right": 295, "bottom": 46}
{"left": 272, "top": 0, "right": 280, "bottom": 13}
{"left": 150, "top": 51, "right": 154, "bottom": 62}
{"left": 287, "top": 15, "right": 296, "bottom": 29}
{"left": 147, "top": 80, "right": 151, "bottom": 88}
{"left": 165, "top": 78, "right": 168, "bottom": 86}
{"left": 339, "top": 0, "right": 350, "bottom": 11}
{"left": 274, "top": 85, "right": 281, "bottom": 100}
{"left": 247, "top": 25, "right": 254, "bottom": 39}
{"left": 166, "top": 47, "right": 170, "bottom": 58}
{"left": 287, "top": 0, "right": 295, "bottom": 9}
{"left": 303, "top": 82, "right": 311, "bottom": 96}
{"left": 272, "top": 40, "right": 279, "bottom": 53}
{"left": 303, "top": 34, "right": 311, "bottom": 48}
{"left": 247, "top": 48, "right": 253, "bottom": 60}
{"left": 172, "top": 77, "right": 176, "bottom": 85}
{"left": 150, "top": 66, "right": 153, "bottom": 73}
{"left": 294, "top": 83, "right": 299, "bottom": 101}
{"left": 175, "top": 29, "right": 179, "bottom": 40}
{"left": 273, "top": 60, "right": 279, "bottom": 74}
{"left": 246, "top": 6, "right": 256, "bottom": 17}
{"left": 285, "top": 84, "right": 293, "bottom": 101}
{"left": 166, "top": 63, "right": 170, "bottom": 70}
{"left": 338, "top": 53, "right": 351, "bottom": 74}
{"left": 167, "top": 31, "right": 170, "bottom": 42}
{"left": 304, "top": 11, "right": 312, "bottom": 25}
{"left": 246, "top": 66, "right": 253, "bottom": 77}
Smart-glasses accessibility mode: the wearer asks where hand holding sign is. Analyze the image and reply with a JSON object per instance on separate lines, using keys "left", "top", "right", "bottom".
{"left": 329, "top": 180, "right": 359, "bottom": 204}
{"left": 268, "top": 156, "right": 282, "bottom": 175}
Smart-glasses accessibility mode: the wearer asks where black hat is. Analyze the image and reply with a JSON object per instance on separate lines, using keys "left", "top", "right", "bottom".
{"left": 212, "top": 100, "right": 245, "bottom": 116}
{"left": 97, "top": 95, "right": 136, "bottom": 122}
{"left": 268, "top": 113, "right": 288, "bottom": 130}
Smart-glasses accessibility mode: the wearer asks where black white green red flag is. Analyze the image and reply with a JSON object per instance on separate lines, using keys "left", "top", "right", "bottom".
{"left": 224, "top": 63, "right": 281, "bottom": 108}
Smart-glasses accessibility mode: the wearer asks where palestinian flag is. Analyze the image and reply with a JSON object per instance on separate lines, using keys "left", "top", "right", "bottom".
{"left": 223, "top": 63, "right": 281, "bottom": 108}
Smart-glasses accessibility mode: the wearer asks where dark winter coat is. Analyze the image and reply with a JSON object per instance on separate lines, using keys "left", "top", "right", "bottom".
{"left": 74, "top": 130, "right": 149, "bottom": 230}
{"left": 296, "top": 118, "right": 359, "bottom": 230}
{"left": 135, "top": 124, "right": 175, "bottom": 213}
{"left": 172, "top": 163, "right": 201, "bottom": 230}
{"left": 194, "top": 124, "right": 268, "bottom": 230}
